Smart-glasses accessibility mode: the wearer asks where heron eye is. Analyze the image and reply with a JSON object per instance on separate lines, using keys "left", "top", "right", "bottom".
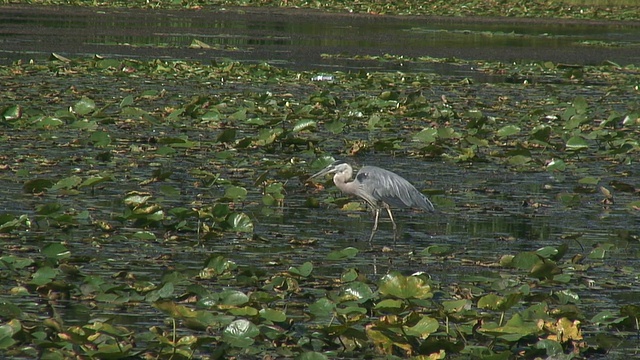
{"left": 356, "top": 172, "right": 368, "bottom": 181}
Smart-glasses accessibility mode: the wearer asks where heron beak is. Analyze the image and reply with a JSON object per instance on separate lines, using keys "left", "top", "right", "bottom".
{"left": 307, "top": 165, "right": 334, "bottom": 182}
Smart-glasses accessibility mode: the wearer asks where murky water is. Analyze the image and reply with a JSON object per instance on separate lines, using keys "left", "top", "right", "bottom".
{"left": 1, "top": 5, "right": 640, "bottom": 73}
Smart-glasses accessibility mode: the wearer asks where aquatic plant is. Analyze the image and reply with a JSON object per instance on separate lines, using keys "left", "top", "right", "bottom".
{"left": 1, "top": 55, "right": 639, "bottom": 358}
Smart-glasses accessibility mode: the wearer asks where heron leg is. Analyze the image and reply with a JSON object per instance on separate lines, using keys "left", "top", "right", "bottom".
{"left": 369, "top": 208, "right": 380, "bottom": 242}
{"left": 384, "top": 204, "right": 399, "bottom": 240}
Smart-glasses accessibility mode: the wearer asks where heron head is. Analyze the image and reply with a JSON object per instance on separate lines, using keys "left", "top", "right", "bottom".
{"left": 308, "top": 160, "right": 350, "bottom": 180}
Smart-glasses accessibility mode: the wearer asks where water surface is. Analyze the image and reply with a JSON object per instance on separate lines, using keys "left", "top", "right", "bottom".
{"left": 1, "top": 5, "right": 639, "bottom": 72}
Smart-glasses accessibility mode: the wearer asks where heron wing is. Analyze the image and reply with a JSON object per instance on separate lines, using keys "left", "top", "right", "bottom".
{"left": 356, "top": 166, "right": 434, "bottom": 211}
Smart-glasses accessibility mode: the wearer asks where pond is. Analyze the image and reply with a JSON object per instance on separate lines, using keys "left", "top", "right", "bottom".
{"left": 2, "top": 4, "right": 640, "bottom": 71}
{"left": 1, "top": 4, "right": 640, "bottom": 359}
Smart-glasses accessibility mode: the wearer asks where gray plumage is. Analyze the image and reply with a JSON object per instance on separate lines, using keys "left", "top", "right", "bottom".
{"left": 308, "top": 160, "right": 434, "bottom": 242}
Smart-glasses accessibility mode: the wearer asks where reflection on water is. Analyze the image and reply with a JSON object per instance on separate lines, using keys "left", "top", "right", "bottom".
{"left": 2, "top": 5, "right": 640, "bottom": 71}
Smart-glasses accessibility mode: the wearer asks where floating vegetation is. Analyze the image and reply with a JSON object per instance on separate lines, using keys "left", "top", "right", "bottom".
{"left": 1, "top": 54, "right": 640, "bottom": 358}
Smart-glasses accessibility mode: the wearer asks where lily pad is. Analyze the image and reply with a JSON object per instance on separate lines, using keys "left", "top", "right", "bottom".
{"left": 565, "top": 136, "right": 589, "bottom": 151}
{"left": 72, "top": 97, "right": 96, "bottom": 116}
{"left": 226, "top": 212, "right": 254, "bottom": 233}
{"left": 326, "top": 247, "right": 358, "bottom": 260}
{"left": 378, "top": 272, "right": 432, "bottom": 300}
{"left": 223, "top": 319, "right": 259, "bottom": 347}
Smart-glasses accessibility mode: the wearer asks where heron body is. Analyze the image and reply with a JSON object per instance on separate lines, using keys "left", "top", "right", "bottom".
{"left": 309, "top": 160, "right": 434, "bottom": 242}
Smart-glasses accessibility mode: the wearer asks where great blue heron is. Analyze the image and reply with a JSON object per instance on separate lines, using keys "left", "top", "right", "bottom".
{"left": 308, "top": 160, "right": 434, "bottom": 242}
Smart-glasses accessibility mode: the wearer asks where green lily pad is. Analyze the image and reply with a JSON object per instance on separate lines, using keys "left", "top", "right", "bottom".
{"left": 51, "top": 176, "right": 82, "bottom": 191}
{"left": 308, "top": 298, "right": 335, "bottom": 318}
{"left": 226, "top": 212, "right": 254, "bottom": 233}
{"left": 29, "top": 266, "right": 59, "bottom": 286}
{"left": 340, "top": 281, "right": 374, "bottom": 302}
{"left": 35, "top": 116, "right": 64, "bottom": 128}
{"left": 378, "top": 272, "right": 432, "bottom": 300}
{"left": 374, "top": 299, "right": 404, "bottom": 310}
{"left": 403, "top": 316, "right": 439, "bottom": 337}
{"left": 288, "top": 261, "right": 313, "bottom": 277}
{"left": 216, "top": 129, "right": 236, "bottom": 143}
{"left": 546, "top": 158, "right": 566, "bottom": 171}
{"left": 132, "top": 231, "right": 157, "bottom": 240}
{"left": 223, "top": 185, "right": 248, "bottom": 201}
{"left": 591, "top": 310, "right": 626, "bottom": 326}
{"left": 325, "top": 120, "right": 345, "bottom": 134}
{"left": 23, "top": 179, "right": 55, "bottom": 193}
{"left": 510, "top": 251, "right": 541, "bottom": 270}
{"left": 535, "top": 339, "right": 564, "bottom": 357}
{"left": 220, "top": 290, "right": 249, "bottom": 306}
{"left": 223, "top": 319, "right": 259, "bottom": 347}
{"left": 578, "top": 176, "right": 599, "bottom": 185}
{"left": 497, "top": 125, "right": 520, "bottom": 137}
{"left": 72, "top": 97, "right": 96, "bottom": 116}
{"left": 1, "top": 105, "right": 22, "bottom": 121}
{"left": 153, "top": 300, "right": 198, "bottom": 319}
{"left": 442, "top": 299, "right": 472, "bottom": 313}
{"left": 42, "top": 243, "right": 70, "bottom": 260}
{"left": 565, "top": 136, "right": 589, "bottom": 151}
{"left": 120, "top": 95, "right": 134, "bottom": 107}
{"left": 79, "top": 175, "right": 112, "bottom": 188}
{"left": 35, "top": 202, "right": 61, "bottom": 216}
{"left": 479, "top": 313, "right": 540, "bottom": 341}
{"left": 296, "top": 352, "right": 328, "bottom": 360}
{"left": 413, "top": 128, "right": 438, "bottom": 143}
{"left": 90, "top": 130, "right": 112, "bottom": 147}
{"left": 228, "top": 306, "right": 259, "bottom": 317}
{"left": 326, "top": 247, "right": 358, "bottom": 260}
{"left": 259, "top": 308, "right": 287, "bottom": 322}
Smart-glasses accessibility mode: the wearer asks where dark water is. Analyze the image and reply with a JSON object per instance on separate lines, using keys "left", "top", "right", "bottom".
{"left": 1, "top": 5, "right": 640, "bottom": 73}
